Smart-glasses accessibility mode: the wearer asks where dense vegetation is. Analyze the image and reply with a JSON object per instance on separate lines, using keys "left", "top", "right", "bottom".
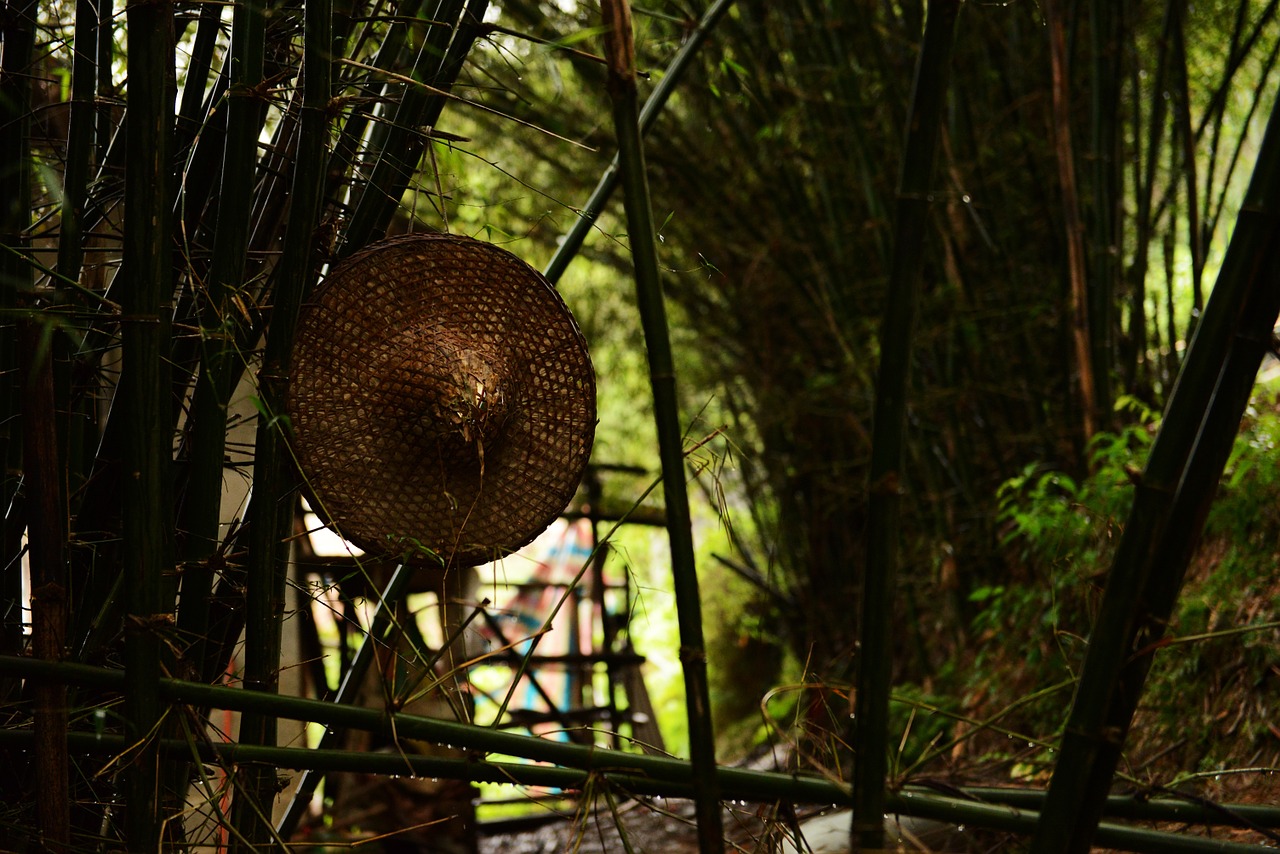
{"left": 2, "top": 0, "right": 1279, "bottom": 851}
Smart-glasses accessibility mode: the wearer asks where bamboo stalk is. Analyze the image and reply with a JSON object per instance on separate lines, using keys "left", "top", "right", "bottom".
{"left": 0, "top": 722, "right": 1277, "bottom": 852}
{"left": 94, "top": 0, "right": 114, "bottom": 164}
{"left": 175, "top": 0, "right": 225, "bottom": 149}
{"left": 178, "top": 0, "right": 268, "bottom": 673}
{"left": 1130, "top": 0, "right": 1178, "bottom": 387}
{"left": 180, "top": 3, "right": 268, "bottom": 845}
{"left": 542, "top": 0, "right": 736, "bottom": 285}
{"left": 339, "top": 0, "right": 472, "bottom": 252}
{"left": 852, "top": 2, "right": 960, "bottom": 850}
{"left": 121, "top": 0, "right": 176, "bottom": 845}
{"left": 1087, "top": 0, "right": 1122, "bottom": 419}
{"left": 54, "top": 0, "right": 99, "bottom": 285}
{"left": 231, "top": 0, "right": 335, "bottom": 839}
{"left": 320, "top": 0, "right": 425, "bottom": 222}
{"left": 0, "top": 0, "right": 36, "bottom": 658}
{"left": 1031, "top": 80, "right": 1280, "bottom": 854}
{"left": 1046, "top": 0, "right": 1099, "bottom": 442}
{"left": 1168, "top": 0, "right": 1203, "bottom": 315}
{"left": 600, "top": 1, "right": 722, "bottom": 850}
{"left": 18, "top": 319, "right": 70, "bottom": 853}
{"left": 5, "top": 653, "right": 1280, "bottom": 843}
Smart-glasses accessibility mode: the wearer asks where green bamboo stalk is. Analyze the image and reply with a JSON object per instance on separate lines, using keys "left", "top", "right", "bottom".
{"left": 1130, "top": 0, "right": 1177, "bottom": 387}
{"left": 339, "top": 0, "right": 479, "bottom": 253}
{"left": 320, "top": 0, "right": 425, "bottom": 218}
{"left": 175, "top": 0, "right": 225, "bottom": 147}
{"left": 1, "top": 722, "right": 1277, "bottom": 853}
{"left": 890, "top": 791, "right": 1277, "bottom": 854}
{"left": 1031, "top": 81, "right": 1280, "bottom": 854}
{"left": 542, "top": 0, "right": 736, "bottom": 285}
{"left": 599, "top": 2, "right": 721, "bottom": 850}
{"left": 121, "top": 0, "right": 176, "bottom": 845}
{"left": 54, "top": 0, "right": 99, "bottom": 284}
{"left": 964, "top": 787, "right": 1280, "bottom": 830}
{"left": 1088, "top": 0, "right": 1122, "bottom": 418}
{"left": 178, "top": 3, "right": 267, "bottom": 844}
{"left": 95, "top": 0, "right": 114, "bottom": 164}
{"left": 852, "top": 1, "right": 960, "bottom": 850}
{"left": 0, "top": 0, "right": 36, "bottom": 657}
{"left": 5, "top": 654, "right": 1280, "bottom": 844}
{"left": 1169, "top": 0, "right": 1203, "bottom": 316}
{"left": 230, "top": 0, "right": 332, "bottom": 840}
{"left": 1061, "top": 227, "right": 1280, "bottom": 850}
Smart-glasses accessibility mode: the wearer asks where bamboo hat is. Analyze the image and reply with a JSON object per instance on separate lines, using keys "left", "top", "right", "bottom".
{"left": 288, "top": 232, "right": 596, "bottom": 568}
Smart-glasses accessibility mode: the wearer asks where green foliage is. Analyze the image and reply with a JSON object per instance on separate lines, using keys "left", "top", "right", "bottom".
{"left": 967, "top": 390, "right": 1280, "bottom": 778}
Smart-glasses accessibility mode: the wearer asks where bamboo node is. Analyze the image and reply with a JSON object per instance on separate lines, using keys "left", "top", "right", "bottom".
{"left": 678, "top": 646, "right": 708, "bottom": 663}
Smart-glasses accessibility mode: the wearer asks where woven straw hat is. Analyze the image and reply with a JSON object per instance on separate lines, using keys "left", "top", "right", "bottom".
{"left": 288, "top": 232, "right": 596, "bottom": 568}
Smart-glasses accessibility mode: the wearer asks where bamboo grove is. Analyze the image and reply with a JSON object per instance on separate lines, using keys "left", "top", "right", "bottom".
{"left": 2, "top": 0, "right": 1280, "bottom": 852}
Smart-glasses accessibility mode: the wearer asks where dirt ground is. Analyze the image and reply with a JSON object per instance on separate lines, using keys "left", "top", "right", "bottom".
{"left": 476, "top": 798, "right": 1003, "bottom": 854}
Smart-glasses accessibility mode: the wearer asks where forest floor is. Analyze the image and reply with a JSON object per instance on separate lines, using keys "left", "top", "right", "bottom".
{"left": 474, "top": 770, "right": 1280, "bottom": 853}
{"left": 476, "top": 797, "right": 1003, "bottom": 854}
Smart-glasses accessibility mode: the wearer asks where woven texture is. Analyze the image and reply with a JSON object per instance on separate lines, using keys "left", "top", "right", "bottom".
{"left": 288, "top": 233, "right": 596, "bottom": 568}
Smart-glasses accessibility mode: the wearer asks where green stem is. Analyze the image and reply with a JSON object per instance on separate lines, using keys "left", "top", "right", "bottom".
{"left": 0, "top": 0, "right": 36, "bottom": 660}
{"left": 853, "top": 1, "right": 960, "bottom": 850}
{"left": 274, "top": 564, "right": 413, "bottom": 839}
{"left": 0, "top": 718, "right": 1277, "bottom": 852}
{"left": 121, "top": 0, "right": 176, "bottom": 845}
{"left": 6, "top": 654, "right": 1280, "bottom": 850}
{"left": 600, "top": 2, "right": 721, "bottom": 850}
{"left": 231, "top": 0, "right": 326, "bottom": 835}
{"left": 339, "top": 0, "right": 474, "bottom": 252}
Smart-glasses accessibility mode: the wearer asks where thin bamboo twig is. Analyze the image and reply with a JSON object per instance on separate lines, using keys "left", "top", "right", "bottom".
{"left": 852, "top": 1, "right": 960, "bottom": 850}
{"left": 121, "top": 0, "right": 176, "bottom": 845}
{"left": 600, "top": 1, "right": 722, "bottom": 850}
{"left": 339, "top": 0, "right": 473, "bottom": 253}
{"left": 543, "top": 0, "right": 737, "bottom": 285}
{"left": 1031, "top": 79, "right": 1280, "bottom": 854}
{"left": 275, "top": 564, "right": 413, "bottom": 839}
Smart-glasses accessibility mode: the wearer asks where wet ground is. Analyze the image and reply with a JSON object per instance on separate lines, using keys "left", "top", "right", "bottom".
{"left": 477, "top": 798, "right": 993, "bottom": 854}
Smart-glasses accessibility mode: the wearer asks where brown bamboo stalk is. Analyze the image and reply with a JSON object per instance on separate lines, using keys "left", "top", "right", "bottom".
{"left": 18, "top": 319, "right": 70, "bottom": 853}
{"left": 1046, "top": 0, "right": 1097, "bottom": 443}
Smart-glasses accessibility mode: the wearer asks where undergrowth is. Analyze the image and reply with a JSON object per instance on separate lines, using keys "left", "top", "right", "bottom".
{"left": 948, "top": 391, "right": 1280, "bottom": 789}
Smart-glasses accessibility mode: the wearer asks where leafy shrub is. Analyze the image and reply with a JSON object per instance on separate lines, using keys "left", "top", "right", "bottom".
{"left": 962, "top": 392, "right": 1280, "bottom": 778}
